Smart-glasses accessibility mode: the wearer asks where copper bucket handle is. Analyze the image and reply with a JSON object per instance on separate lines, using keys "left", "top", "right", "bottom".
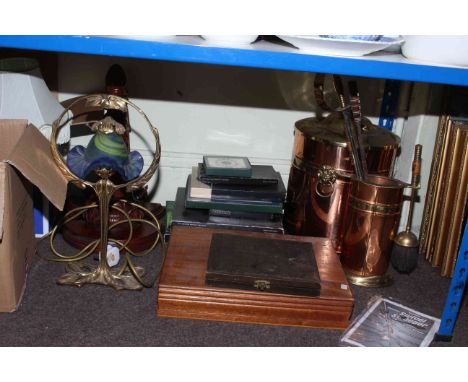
{"left": 313, "top": 73, "right": 348, "bottom": 113}
{"left": 315, "top": 165, "right": 337, "bottom": 198}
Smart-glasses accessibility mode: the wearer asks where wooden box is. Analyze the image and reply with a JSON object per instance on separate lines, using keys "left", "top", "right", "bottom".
{"left": 157, "top": 226, "right": 354, "bottom": 329}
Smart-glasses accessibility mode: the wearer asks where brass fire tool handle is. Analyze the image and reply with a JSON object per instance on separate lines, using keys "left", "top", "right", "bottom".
{"left": 333, "top": 75, "right": 366, "bottom": 181}
{"left": 406, "top": 144, "right": 422, "bottom": 233}
{"left": 348, "top": 80, "right": 368, "bottom": 179}
{"left": 313, "top": 73, "right": 333, "bottom": 112}
{"left": 47, "top": 94, "right": 164, "bottom": 291}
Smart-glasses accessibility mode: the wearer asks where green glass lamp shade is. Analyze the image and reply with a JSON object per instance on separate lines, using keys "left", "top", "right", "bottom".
{"left": 67, "top": 132, "right": 144, "bottom": 181}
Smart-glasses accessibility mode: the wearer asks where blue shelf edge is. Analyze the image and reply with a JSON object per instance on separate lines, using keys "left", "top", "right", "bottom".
{"left": 1, "top": 35, "right": 468, "bottom": 87}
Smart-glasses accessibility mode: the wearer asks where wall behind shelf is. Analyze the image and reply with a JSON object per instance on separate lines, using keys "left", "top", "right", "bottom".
{"left": 57, "top": 53, "right": 387, "bottom": 204}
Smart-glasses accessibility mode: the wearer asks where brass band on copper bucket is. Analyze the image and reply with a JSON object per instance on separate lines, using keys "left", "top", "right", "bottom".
{"left": 340, "top": 175, "right": 407, "bottom": 287}
{"left": 348, "top": 195, "right": 402, "bottom": 215}
{"left": 345, "top": 272, "right": 394, "bottom": 288}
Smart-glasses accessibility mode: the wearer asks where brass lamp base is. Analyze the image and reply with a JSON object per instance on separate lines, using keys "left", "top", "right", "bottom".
{"left": 345, "top": 271, "right": 393, "bottom": 288}
{"left": 57, "top": 262, "right": 146, "bottom": 291}
{"left": 48, "top": 94, "right": 163, "bottom": 292}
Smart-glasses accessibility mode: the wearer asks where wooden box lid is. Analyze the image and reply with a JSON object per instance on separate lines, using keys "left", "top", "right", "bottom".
{"left": 206, "top": 232, "right": 321, "bottom": 296}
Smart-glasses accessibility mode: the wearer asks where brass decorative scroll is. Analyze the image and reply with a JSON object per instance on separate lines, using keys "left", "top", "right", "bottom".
{"left": 47, "top": 94, "right": 164, "bottom": 291}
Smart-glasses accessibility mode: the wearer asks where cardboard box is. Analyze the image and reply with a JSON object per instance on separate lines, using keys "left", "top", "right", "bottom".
{"left": 0, "top": 120, "right": 67, "bottom": 312}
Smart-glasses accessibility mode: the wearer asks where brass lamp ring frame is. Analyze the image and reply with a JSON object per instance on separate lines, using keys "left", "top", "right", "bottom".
{"left": 46, "top": 94, "right": 164, "bottom": 290}
{"left": 51, "top": 94, "right": 161, "bottom": 192}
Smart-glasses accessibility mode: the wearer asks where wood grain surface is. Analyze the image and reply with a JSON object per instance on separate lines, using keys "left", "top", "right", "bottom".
{"left": 157, "top": 226, "right": 354, "bottom": 329}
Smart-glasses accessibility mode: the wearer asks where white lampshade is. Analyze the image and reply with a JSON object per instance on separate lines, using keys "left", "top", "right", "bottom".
{"left": 0, "top": 57, "right": 70, "bottom": 144}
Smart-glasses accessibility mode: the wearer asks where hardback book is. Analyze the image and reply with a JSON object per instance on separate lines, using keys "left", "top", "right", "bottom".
{"left": 205, "top": 232, "right": 321, "bottom": 296}
{"left": 211, "top": 174, "right": 285, "bottom": 202}
{"left": 198, "top": 163, "right": 279, "bottom": 186}
{"left": 203, "top": 155, "right": 252, "bottom": 177}
{"left": 185, "top": 176, "right": 283, "bottom": 214}
{"left": 207, "top": 194, "right": 282, "bottom": 206}
{"left": 164, "top": 200, "right": 175, "bottom": 242}
{"left": 191, "top": 165, "right": 286, "bottom": 202}
{"left": 171, "top": 188, "right": 284, "bottom": 234}
{"left": 211, "top": 193, "right": 285, "bottom": 205}
{"left": 189, "top": 166, "right": 212, "bottom": 198}
{"left": 209, "top": 208, "right": 277, "bottom": 221}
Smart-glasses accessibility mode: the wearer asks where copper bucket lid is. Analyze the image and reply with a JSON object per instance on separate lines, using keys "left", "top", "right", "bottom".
{"left": 293, "top": 112, "right": 400, "bottom": 173}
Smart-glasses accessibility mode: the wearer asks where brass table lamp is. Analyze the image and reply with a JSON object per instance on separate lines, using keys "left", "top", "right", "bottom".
{"left": 46, "top": 94, "right": 163, "bottom": 290}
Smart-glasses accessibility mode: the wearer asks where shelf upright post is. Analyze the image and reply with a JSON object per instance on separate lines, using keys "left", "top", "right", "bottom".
{"left": 436, "top": 219, "right": 468, "bottom": 341}
{"left": 379, "top": 80, "right": 401, "bottom": 131}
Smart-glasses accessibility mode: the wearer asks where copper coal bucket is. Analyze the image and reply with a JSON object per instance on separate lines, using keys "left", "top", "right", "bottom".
{"left": 340, "top": 175, "right": 407, "bottom": 287}
{"left": 283, "top": 111, "right": 400, "bottom": 252}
